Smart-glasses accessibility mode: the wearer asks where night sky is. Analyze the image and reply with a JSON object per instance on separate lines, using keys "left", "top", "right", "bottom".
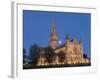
{"left": 23, "top": 10, "right": 91, "bottom": 57}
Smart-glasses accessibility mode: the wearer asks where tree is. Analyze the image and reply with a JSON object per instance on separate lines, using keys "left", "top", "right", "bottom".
{"left": 58, "top": 51, "right": 65, "bottom": 64}
{"left": 28, "top": 44, "right": 40, "bottom": 65}
{"left": 23, "top": 48, "right": 27, "bottom": 64}
{"left": 44, "top": 46, "right": 56, "bottom": 65}
{"left": 83, "top": 54, "right": 88, "bottom": 58}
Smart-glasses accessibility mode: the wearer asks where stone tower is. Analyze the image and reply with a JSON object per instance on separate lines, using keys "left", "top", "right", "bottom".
{"left": 50, "top": 19, "right": 58, "bottom": 49}
{"left": 79, "top": 39, "right": 83, "bottom": 54}
{"left": 65, "top": 33, "right": 70, "bottom": 48}
{"left": 65, "top": 33, "right": 71, "bottom": 64}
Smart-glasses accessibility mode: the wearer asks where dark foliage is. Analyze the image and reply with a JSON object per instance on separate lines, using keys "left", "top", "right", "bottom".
{"left": 28, "top": 44, "right": 40, "bottom": 65}
{"left": 44, "top": 46, "right": 56, "bottom": 65}
{"left": 83, "top": 54, "right": 88, "bottom": 58}
{"left": 58, "top": 51, "right": 65, "bottom": 63}
{"left": 23, "top": 48, "right": 27, "bottom": 64}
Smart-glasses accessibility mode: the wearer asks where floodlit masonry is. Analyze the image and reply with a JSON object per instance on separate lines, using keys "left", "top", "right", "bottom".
{"left": 37, "top": 19, "right": 90, "bottom": 66}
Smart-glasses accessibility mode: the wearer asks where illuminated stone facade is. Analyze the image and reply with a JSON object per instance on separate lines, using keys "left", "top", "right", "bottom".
{"left": 36, "top": 19, "right": 90, "bottom": 66}
{"left": 50, "top": 19, "right": 58, "bottom": 49}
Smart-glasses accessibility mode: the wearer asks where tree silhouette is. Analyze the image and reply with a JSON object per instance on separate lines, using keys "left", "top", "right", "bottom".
{"left": 44, "top": 46, "right": 56, "bottom": 65}
{"left": 28, "top": 44, "right": 40, "bottom": 65}
{"left": 83, "top": 54, "right": 88, "bottom": 58}
{"left": 23, "top": 48, "right": 27, "bottom": 64}
{"left": 58, "top": 51, "right": 65, "bottom": 64}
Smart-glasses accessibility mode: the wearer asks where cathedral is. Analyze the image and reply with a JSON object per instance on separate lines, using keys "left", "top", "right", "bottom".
{"left": 36, "top": 19, "right": 90, "bottom": 66}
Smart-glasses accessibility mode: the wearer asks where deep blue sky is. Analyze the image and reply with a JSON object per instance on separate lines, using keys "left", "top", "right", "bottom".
{"left": 23, "top": 10, "right": 91, "bottom": 57}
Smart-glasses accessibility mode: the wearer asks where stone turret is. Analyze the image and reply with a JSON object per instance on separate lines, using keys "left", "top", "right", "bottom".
{"left": 79, "top": 39, "right": 83, "bottom": 54}
{"left": 65, "top": 33, "right": 70, "bottom": 49}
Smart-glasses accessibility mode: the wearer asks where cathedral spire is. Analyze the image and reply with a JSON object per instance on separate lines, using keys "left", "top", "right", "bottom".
{"left": 50, "top": 18, "right": 57, "bottom": 36}
{"left": 66, "top": 32, "right": 70, "bottom": 40}
{"left": 79, "top": 39, "right": 83, "bottom": 54}
{"left": 79, "top": 39, "right": 82, "bottom": 44}
{"left": 73, "top": 37, "right": 78, "bottom": 44}
{"left": 52, "top": 18, "right": 56, "bottom": 33}
{"left": 50, "top": 18, "right": 58, "bottom": 49}
{"left": 65, "top": 32, "right": 70, "bottom": 48}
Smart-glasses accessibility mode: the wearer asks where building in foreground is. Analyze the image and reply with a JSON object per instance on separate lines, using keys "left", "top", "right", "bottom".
{"left": 36, "top": 19, "right": 90, "bottom": 66}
